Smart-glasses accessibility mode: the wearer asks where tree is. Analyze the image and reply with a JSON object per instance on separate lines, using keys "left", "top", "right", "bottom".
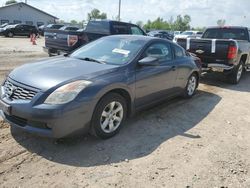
{"left": 136, "top": 21, "right": 144, "bottom": 28}
{"left": 172, "top": 15, "right": 191, "bottom": 31}
{"left": 70, "top": 20, "right": 78, "bottom": 25}
{"left": 5, "top": 0, "right": 17, "bottom": 5}
{"left": 217, "top": 19, "right": 226, "bottom": 27}
{"left": 87, "top": 9, "right": 107, "bottom": 21}
{"left": 143, "top": 17, "right": 170, "bottom": 30}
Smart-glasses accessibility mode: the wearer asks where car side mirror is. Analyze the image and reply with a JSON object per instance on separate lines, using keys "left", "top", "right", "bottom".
{"left": 138, "top": 57, "right": 159, "bottom": 66}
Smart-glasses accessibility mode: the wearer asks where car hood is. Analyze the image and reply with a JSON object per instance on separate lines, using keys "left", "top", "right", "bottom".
{"left": 9, "top": 56, "right": 119, "bottom": 91}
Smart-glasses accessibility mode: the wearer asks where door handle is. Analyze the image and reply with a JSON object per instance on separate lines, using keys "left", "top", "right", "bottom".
{"left": 171, "top": 66, "right": 176, "bottom": 71}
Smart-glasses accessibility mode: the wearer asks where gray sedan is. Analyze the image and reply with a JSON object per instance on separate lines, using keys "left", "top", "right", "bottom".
{"left": 0, "top": 35, "right": 201, "bottom": 139}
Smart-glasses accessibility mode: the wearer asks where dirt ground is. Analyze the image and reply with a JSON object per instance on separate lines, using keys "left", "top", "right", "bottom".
{"left": 0, "top": 37, "right": 250, "bottom": 188}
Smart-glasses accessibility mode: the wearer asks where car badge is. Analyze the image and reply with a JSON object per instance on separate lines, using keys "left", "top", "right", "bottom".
{"left": 196, "top": 49, "right": 204, "bottom": 54}
{"left": 5, "top": 86, "right": 16, "bottom": 98}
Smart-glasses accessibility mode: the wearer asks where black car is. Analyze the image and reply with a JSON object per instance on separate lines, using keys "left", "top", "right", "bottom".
{"left": 2, "top": 24, "right": 38, "bottom": 37}
{"left": 0, "top": 35, "right": 201, "bottom": 139}
{"left": 148, "top": 30, "right": 174, "bottom": 40}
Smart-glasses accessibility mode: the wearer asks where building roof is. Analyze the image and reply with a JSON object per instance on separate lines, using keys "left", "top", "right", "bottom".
{"left": 0, "top": 2, "right": 58, "bottom": 19}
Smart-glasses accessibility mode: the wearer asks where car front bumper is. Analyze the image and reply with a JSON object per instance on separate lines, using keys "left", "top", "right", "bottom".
{"left": 0, "top": 97, "right": 95, "bottom": 138}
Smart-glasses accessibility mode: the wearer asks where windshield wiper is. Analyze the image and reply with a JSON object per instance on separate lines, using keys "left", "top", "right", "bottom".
{"left": 77, "top": 57, "right": 106, "bottom": 64}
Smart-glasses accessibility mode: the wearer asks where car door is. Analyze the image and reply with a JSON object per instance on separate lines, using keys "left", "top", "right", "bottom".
{"left": 14, "top": 25, "right": 23, "bottom": 35}
{"left": 23, "top": 25, "right": 31, "bottom": 36}
{"left": 172, "top": 44, "right": 194, "bottom": 89}
{"left": 135, "top": 42, "right": 179, "bottom": 108}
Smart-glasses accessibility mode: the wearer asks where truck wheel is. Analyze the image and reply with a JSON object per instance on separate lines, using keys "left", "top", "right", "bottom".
{"left": 228, "top": 61, "right": 244, "bottom": 84}
{"left": 183, "top": 73, "right": 198, "bottom": 98}
{"left": 91, "top": 93, "right": 127, "bottom": 139}
{"left": 7, "top": 32, "right": 14, "bottom": 38}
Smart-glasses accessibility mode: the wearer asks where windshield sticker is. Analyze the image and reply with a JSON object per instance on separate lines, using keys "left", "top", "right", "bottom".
{"left": 112, "top": 48, "right": 130, "bottom": 55}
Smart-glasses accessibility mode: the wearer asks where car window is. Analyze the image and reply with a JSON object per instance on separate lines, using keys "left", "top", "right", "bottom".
{"left": 144, "top": 43, "right": 172, "bottom": 62}
{"left": 85, "top": 21, "right": 110, "bottom": 34}
{"left": 113, "top": 24, "right": 129, "bottom": 34}
{"left": 130, "top": 26, "right": 144, "bottom": 35}
{"left": 174, "top": 45, "right": 185, "bottom": 59}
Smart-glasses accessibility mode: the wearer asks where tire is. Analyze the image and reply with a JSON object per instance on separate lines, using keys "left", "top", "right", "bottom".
{"left": 227, "top": 61, "right": 244, "bottom": 84}
{"left": 183, "top": 73, "right": 198, "bottom": 98}
{"left": 7, "top": 32, "right": 13, "bottom": 38}
{"left": 91, "top": 93, "right": 127, "bottom": 139}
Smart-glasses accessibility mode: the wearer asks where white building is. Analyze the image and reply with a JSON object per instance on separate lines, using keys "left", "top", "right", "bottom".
{"left": 0, "top": 2, "right": 58, "bottom": 26}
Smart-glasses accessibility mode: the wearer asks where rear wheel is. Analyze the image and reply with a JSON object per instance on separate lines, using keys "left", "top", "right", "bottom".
{"left": 7, "top": 32, "right": 13, "bottom": 37}
{"left": 91, "top": 93, "right": 127, "bottom": 139}
{"left": 183, "top": 73, "right": 198, "bottom": 98}
{"left": 228, "top": 61, "right": 244, "bottom": 84}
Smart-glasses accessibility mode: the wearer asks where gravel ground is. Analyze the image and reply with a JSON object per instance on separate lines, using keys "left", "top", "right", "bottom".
{"left": 0, "top": 37, "right": 250, "bottom": 188}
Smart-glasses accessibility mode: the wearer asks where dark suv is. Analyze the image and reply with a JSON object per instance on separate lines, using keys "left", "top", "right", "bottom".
{"left": 2, "top": 24, "right": 38, "bottom": 37}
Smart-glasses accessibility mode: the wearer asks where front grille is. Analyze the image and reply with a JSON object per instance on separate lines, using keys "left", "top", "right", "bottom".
{"left": 3, "top": 79, "right": 38, "bottom": 100}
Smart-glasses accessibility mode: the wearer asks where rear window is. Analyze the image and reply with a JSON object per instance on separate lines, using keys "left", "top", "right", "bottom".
{"left": 85, "top": 21, "right": 110, "bottom": 34}
{"left": 203, "top": 28, "right": 248, "bottom": 40}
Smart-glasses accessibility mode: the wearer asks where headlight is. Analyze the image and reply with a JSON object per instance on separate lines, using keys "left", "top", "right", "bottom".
{"left": 44, "top": 80, "right": 92, "bottom": 105}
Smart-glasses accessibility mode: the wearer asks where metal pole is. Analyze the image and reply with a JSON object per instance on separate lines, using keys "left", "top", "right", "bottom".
{"left": 118, "top": 0, "right": 121, "bottom": 21}
{"left": 25, "top": 0, "right": 27, "bottom": 3}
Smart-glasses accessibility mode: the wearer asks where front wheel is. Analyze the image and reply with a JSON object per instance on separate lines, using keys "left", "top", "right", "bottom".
{"left": 91, "top": 93, "right": 127, "bottom": 139}
{"left": 183, "top": 73, "right": 198, "bottom": 98}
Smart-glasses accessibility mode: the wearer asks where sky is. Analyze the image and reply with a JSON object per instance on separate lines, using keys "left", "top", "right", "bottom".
{"left": 1, "top": 0, "right": 250, "bottom": 27}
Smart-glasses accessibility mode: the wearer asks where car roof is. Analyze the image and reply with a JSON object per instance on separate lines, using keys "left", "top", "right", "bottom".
{"left": 206, "top": 26, "right": 249, "bottom": 30}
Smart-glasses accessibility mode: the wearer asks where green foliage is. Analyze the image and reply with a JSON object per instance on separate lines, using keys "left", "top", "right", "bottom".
{"left": 5, "top": 0, "right": 17, "bottom": 5}
{"left": 191, "top": 27, "right": 206, "bottom": 32}
{"left": 136, "top": 21, "right": 144, "bottom": 28}
{"left": 70, "top": 20, "right": 78, "bottom": 25}
{"left": 143, "top": 15, "right": 192, "bottom": 31}
{"left": 87, "top": 9, "right": 107, "bottom": 21}
{"left": 217, "top": 19, "right": 226, "bottom": 27}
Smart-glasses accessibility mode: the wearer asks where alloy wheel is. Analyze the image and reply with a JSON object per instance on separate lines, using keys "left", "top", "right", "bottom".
{"left": 100, "top": 101, "right": 124, "bottom": 133}
{"left": 187, "top": 75, "right": 197, "bottom": 96}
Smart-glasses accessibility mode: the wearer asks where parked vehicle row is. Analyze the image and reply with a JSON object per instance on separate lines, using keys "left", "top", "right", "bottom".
{"left": 0, "top": 19, "right": 249, "bottom": 140}
{"left": 0, "top": 35, "right": 201, "bottom": 139}
{"left": 173, "top": 30, "right": 203, "bottom": 42}
{"left": 147, "top": 30, "right": 174, "bottom": 40}
{"left": 0, "top": 24, "right": 38, "bottom": 37}
{"left": 0, "top": 23, "right": 80, "bottom": 37}
{"left": 176, "top": 26, "right": 250, "bottom": 84}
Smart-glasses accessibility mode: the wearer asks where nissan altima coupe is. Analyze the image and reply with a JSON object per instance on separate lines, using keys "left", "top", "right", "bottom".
{"left": 0, "top": 35, "right": 200, "bottom": 139}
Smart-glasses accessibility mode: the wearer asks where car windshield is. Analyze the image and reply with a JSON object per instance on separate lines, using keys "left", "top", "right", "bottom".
{"left": 202, "top": 28, "right": 248, "bottom": 40}
{"left": 181, "top": 31, "right": 194, "bottom": 35}
{"left": 70, "top": 37, "right": 146, "bottom": 65}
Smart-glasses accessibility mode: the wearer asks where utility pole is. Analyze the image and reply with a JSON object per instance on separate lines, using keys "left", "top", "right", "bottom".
{"left": 118, "top": 0, "right": 121, "bottom": 21}
{"left": 25, "top": 0, "right": 27, "bottom": 4}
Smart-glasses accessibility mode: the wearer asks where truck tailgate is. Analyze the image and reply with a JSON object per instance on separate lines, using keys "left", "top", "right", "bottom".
{"left": 44, "top": 29, "right": 85, "bottom": 52}
{"left": 177, "top": 38, "right": 236, "bottom": 65}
